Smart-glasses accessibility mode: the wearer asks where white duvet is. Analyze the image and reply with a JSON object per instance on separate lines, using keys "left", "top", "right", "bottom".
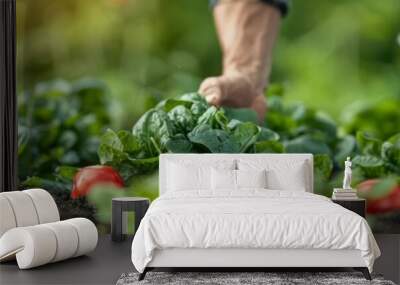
{"left": 131, "top": 190, "right": 380, "bottom": 273}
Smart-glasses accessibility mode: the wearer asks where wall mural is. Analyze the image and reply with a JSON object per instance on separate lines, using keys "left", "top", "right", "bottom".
{"left": 17, "top": 0, "right": 400, "bottom": 233}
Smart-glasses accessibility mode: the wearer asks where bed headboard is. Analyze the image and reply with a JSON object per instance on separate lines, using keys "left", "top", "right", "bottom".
{"left": 159, "top": 153, "right": 313, "bottom": 195}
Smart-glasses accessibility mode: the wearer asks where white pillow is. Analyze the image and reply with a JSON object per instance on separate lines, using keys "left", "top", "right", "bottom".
{"left": 167, "top": 163, "right": 209, "bottom": 191}
{"left": 167, "top": 160, "right": 235, "bottom": 192}
{"left": 266, "top": 167, "right": 307, "bottom": 191}
{"left": 211, "top": 169, "right": 267, "bottom": 190}
{"left": 236, "top": 169, "right": 267, "bottom": 189}
{"left": 211, "top": 168, "right": 236, "bottom": 190}
{"left": 237, "top": 159, "right": 308, "bottom": 191}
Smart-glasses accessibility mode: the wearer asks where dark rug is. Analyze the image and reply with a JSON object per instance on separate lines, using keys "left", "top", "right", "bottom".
{"left": 116, "top": 272, "right": 396, "bottom": 285}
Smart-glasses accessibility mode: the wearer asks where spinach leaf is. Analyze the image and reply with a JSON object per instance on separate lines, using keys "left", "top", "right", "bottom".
{"left": 254, "top": 141, "right": 285, "bottom": 153}
{"left": 265, "top": 111, "right": 297, "bottom": 138}
{"left": 117, "top": 130, "right": 141, "bottom": 155}
{"left": 343, "top": 99, "right": 400, "bottom": 140}
{"left": 168, "top": 106, "right": 195, "bottom": 134}
{"left": 165, "top": 134, "right": 194, "bottom": 153}
{"left": 188, "top": 125, "right": 240, "bottom": 153}
{"left": 387, "top": 133, "right": 400, "bottom": 144}
{"left": 227, "top": 119, "right": 242, "bottom": 130}
{"left": 284, "top": 134, "right": 331, "bottom": 155}
{"left": 126, "top": 156, "right": 159, "bottom": 174}
{"left": 356, "top": 131, "right": 382, "bottom": 156}
{"left": 334, "top": 135, "right": 357, "bottom": 165}
{"left": 98, "top": 128, "right": 149, "bottom": 179}
{"left": 181, "top": 93, "right": 209, "bottom": 120}
{"left": 231, "top": 122, "right": 260, "bottom": 153}
{"left": 223, "top": 107, "right": 259, "bottom": 124}
{"left": 190, "top": 101, "right": 209, "bottom": 120}
{"left": 314, "top": 154, "right": 333, "bottom": 180}
{"left": 381, "top": 133, "right": 400, "bottom": 167}
{"left": 98, "top": 129, "right": 126, "bottom": 165}
{"left": 197, "top": 106, "right": 217, "bottom": 125}
{"left": 353, "top": 155, "right": 386, "bottom": 178}
{"left": 156, "top": 98, "right": 192, "bottom": 112}
{"left": 132, "top": 108, "right": 175, "bottom": 157}
{"left": 55, "top": 166, "right": 79, "bottom": 184}
{"left": 292, "top": 107, "right": 337, "bottom": 144}
{"left": 22, "top": 176, "right": 71, "bottom": 194}
{"left": 18, "top": 79, "right": 111, "bottom": 182}
{"left": 179, "top": 92, "right": 207, "bottom": 104}
{"left": 257, "top": 127, "right": 280, "bottom": 142}
{"left": 197, "top": 106, "right": 229, "bottom": 130}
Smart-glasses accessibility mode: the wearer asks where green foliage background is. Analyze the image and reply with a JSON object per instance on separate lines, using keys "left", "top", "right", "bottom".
{"left": 17, "top": 0, "right": 400, "bottom": 232}
{"left": 17, "top": 0, "right": 400, "bottom": 128}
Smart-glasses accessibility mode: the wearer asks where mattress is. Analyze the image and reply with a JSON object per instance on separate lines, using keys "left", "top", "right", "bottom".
{"left": 131, "top": 190, "right": 380, "bottom": 273}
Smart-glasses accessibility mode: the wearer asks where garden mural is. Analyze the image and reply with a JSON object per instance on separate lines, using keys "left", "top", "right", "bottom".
{"left": 17, "top": 0, "right": 400, "bottom": 233}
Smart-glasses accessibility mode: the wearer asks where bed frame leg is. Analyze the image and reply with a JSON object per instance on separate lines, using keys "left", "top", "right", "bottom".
{"left": 354, "top": 267, "right": 371, "bottom": 280}
{"left": 138, "top": 268, "right": 148, "bottom": 281}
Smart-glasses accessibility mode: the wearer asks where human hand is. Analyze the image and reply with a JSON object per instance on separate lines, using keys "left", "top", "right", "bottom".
{"left": 199, "top": 0, "right": 280, "bottom": 123}
{"left": 198, "top": 73, "right": 267, "bottom": 122}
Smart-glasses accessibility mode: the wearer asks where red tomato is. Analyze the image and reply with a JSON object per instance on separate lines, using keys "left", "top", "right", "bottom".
{"left": 71, "top": 165, "right": 124, "bottom": 199}
{"left": 357, "top": 179, "right": 400, "bottom": 214}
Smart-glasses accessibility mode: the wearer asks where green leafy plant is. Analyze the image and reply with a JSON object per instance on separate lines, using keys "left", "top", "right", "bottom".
{"left": 18, "top": 79, "right": 110, "bottom": 179}
{"left": 18, "top": 79, "right": 111, "bottom": 220}
{"left": 19, "top": 80, "right": 400, "bottom": 231}
{"left": 98, "top": 93, "right": 286, "bottom": 182}
{"left": 98, "top": 91, "right": 352, "bottom": 188}
{"left": 352, "top": 132, "right": 400, "bottom": 180}
{"left": 98, "top": 91, "right": 400, "bottom": 205}
{"left": 343, "top": 99, "right": 400, "bottom": 141}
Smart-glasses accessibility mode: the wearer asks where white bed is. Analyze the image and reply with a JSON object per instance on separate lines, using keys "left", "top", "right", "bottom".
{"left": 131, "top": 154, "right": 380, "bottom": 280}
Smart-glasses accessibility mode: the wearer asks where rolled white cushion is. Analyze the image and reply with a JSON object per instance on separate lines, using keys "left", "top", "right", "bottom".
{"left": 0, "top": 196, "right": 17, "bottom": 237}
{"left": 64, "top": 218, "right": 98, "bottom": 257}
{"left": 23, "top": 189, "right": 60, "bottom": 224}
{"left": 0, "top": 226, "right": 57, "bottom": 269}
{"left": 0, "top": 191, "right": 39, "bottom": 227}
{"left": 0, "top": 218, "right": 98, "bottom": 269}
{"left": 42, "top": 221, "right": 79, "bottom": 262}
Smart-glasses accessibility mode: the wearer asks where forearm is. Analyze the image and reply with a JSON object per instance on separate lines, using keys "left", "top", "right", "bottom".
{"left": 199, "top": 0, "right": 285, "bottom": 121}
{"left": 214, "top": 1, "right": 281, "bottom": 92}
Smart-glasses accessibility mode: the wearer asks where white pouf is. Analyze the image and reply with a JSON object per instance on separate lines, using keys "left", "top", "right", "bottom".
{"left": 0, "top": 189, "right": 98, "bottom": 269}
{"left": 23, "top": 188, "right": 60, "bottom": 224}
{"left": 42, "top": 221, "right": 79, "bottom": 262}
{"left": 64, "top": 218, "right": 98, "bottom": 257}
{"left": 1, "top": 191, "right": 40, "bottom": 227}
{"left": 0, "top": 196, "right": 17, "bottom": 237}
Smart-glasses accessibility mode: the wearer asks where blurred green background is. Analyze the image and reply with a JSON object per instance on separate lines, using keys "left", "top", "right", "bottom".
{"left": 17, "top": 0, "right": 400, "bottom": 128}
{"left": 16, "top": 0, "right": 400, "bottom": 232}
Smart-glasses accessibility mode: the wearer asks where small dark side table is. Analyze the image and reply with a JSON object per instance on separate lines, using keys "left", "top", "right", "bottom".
{"left": 111, "top": 197, "right": 150, "bottom": 242}
{"left": 332, "top": 198, "right": 366, "bottom": 218}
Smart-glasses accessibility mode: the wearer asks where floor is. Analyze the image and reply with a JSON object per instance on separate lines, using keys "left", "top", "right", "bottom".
{"left": 0, "top": 235, "right": 134, "bottom": 285}
{"left": 373, "top": 234, "right": 400, "bottom": 284}
{"left": 1, "top": 234, "right": 399, "bottom": 285}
